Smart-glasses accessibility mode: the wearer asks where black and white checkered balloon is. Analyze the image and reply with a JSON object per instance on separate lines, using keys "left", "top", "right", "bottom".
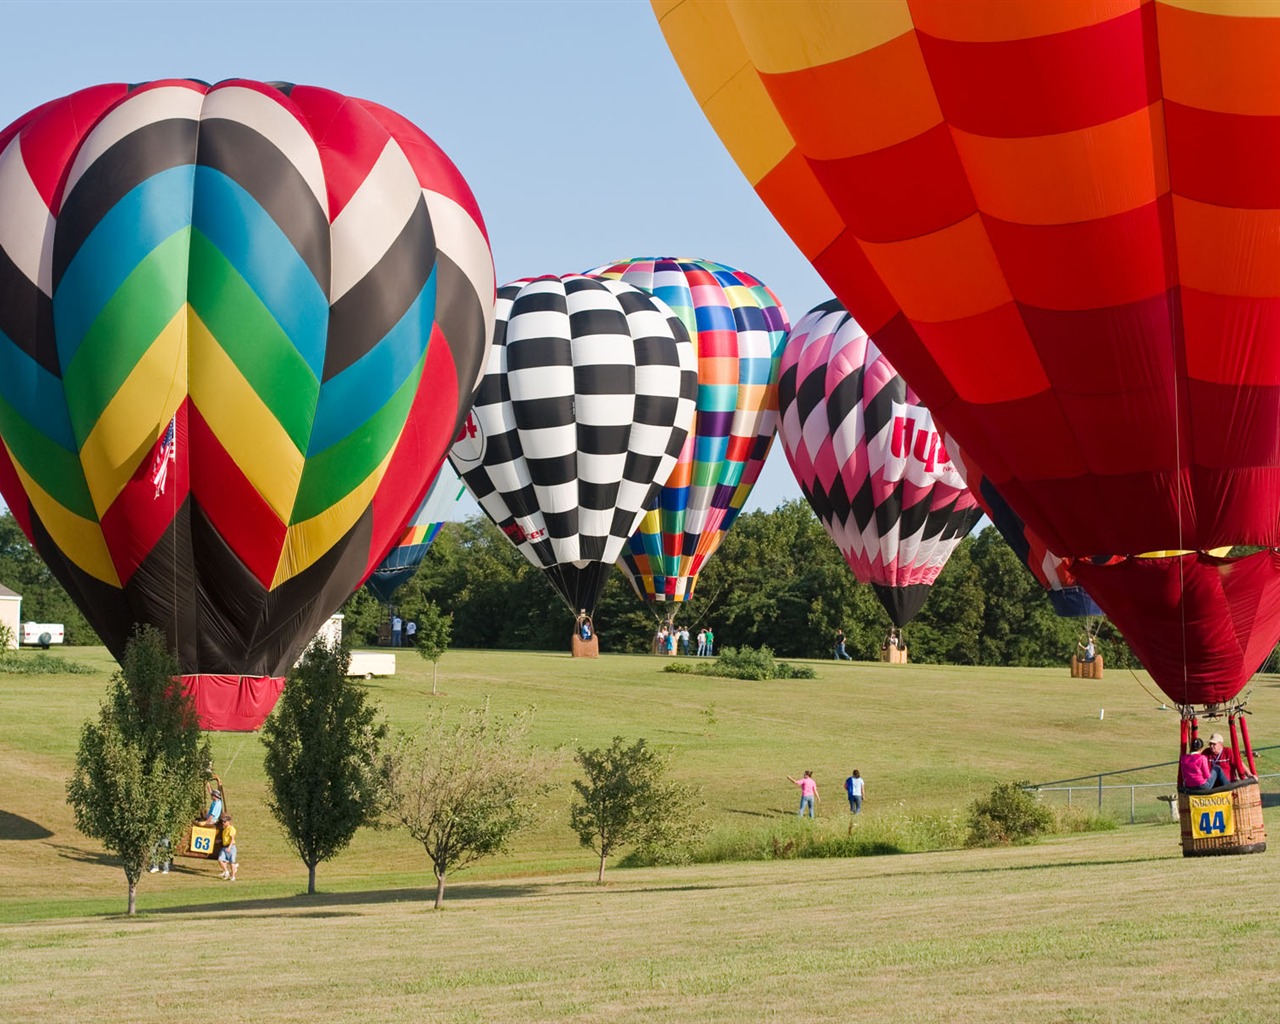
{"left": 449, "top": 275, "right": 697, "bottom": 614}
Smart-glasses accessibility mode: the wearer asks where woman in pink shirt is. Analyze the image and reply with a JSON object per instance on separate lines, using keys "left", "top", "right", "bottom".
{"left": 787, "top": 771, "right": 819, "bottom": 818}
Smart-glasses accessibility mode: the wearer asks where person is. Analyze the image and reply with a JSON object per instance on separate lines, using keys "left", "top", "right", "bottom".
{"left": 391, "top": 614, "right": 403, "bottom": 648}
{"left": 1205, "top": 731, "right": 1254, "bottom": 783}
{"left": 788, "top": 770, "right": 819, "bottom": 818}
{"left": 1078, "top": 634, "right": 1096, "bottom": 662}
{"left": 218, "top": 814, "right": 238, "bottom": 880}
{"left": 845, "top": 769, "right": 864, "bottom": 813}
{"left": 696, "top": 629, "right": 707, "bottom": 657}
{"left": 705, "top": 626, "right": 715, "bottom": 657}
{"left": 196, "top": 784, "right": 223, "bottom": 826}
{"left": 405, "top": 619, "right": 417, "bottom": 645}
{"left": 1179, "top": 739, "right": 1218, "bottom": 793}
{"left": 834, "top": 629, "right": 853, "bottom": 661}
{"left": 148, "top": 836, "right": 172, "bottom": 874}
{"left": 666, "top": 629, "right": 676, "bottom": 656}
{"left": 680, "top": 627, "right": 690, "bottom": 656}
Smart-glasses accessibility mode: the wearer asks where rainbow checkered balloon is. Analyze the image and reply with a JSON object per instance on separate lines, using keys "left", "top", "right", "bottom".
{"left": 587, "top": 258, "right": 788, "bottom": 603}
{"left": 0, "top": 80, "right": 494, "bottom": 729}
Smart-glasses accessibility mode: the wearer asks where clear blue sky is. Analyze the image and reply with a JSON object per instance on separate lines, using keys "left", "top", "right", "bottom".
{"left": 0, "top": 0, "right": 828, "bottom": 517}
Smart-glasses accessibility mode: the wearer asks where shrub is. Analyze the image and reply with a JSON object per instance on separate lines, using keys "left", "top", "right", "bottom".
{"left": 0, "top": 652, "right": 98, "bottom": 675}
{"left": 663, "top": 645, "right": 816, "bottom": 681}
{"left": 966, "top": 781, "right": 1055, "bottom": 847}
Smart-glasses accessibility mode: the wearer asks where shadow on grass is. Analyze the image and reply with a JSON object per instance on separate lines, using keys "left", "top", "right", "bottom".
{"left": 146, "top": 881, "right": 546, "bottom": 918}
{"left": 51, "top": 842, "right": 118, "bottom": 868}
{"left": 726, "top": 807, "right": 775, "bottom": 819}
{"left": 0, "top": 810, "right": 53, "bottom": 840}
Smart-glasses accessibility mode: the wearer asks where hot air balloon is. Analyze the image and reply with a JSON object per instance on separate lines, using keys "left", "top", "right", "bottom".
{"left": 656, "top": 1, "right": 1280, "bottom": 850}
{"left": 364, "top": 461, "right": 464, "bottom": 605}
{"left": 0, "top": 80, "right": 494, "bottom": 730}
{"left": 586, "top": 257, "right": 789, "bottom": 603}
{"left": 448, "top": 274, "right": 697, "bottom": 619}
{"left": 778, "top": 300, "right": 981, "bottom": 641}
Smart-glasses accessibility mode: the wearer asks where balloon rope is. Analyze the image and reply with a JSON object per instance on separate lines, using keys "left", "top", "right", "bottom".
{"left": 1127, "top": 665, "right": 1170, "bottom": 710}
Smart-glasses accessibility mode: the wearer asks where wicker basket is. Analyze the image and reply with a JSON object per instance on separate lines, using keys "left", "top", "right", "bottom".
{"left": 1070, "top": 654, "right": 1104, "bottom": 679}
{"left": 571, "top": 633, "right": 599, "bottom": 659}
{"left": 880, "top": 645, "right": 908, "bottom": 664}
{"left": 1179, "top": 779, "right": 1267, "bottom": 857}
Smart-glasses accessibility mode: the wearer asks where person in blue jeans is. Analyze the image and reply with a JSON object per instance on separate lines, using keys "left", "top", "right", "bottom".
{"left": 788, "top": 771, "right": 819, "bottom": 818}
{"left": 834, "top": 629, "right": 853, "bottom": 660}
{"left": 845, "top": 770, "right": 864, "bottom": 813}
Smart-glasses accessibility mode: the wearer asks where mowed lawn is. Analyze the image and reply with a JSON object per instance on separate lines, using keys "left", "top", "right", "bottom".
{"left": 3, "top": 647, "right": 1280, "bottom": 1022}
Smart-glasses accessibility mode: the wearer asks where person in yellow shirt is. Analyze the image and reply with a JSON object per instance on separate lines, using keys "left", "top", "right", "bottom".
{"left": 217, "top": 815, "right": 238, "bottom": 880}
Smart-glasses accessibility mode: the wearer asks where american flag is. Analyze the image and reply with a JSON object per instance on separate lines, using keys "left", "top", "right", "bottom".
{"left": 151, "top": 415, "right": 177, "bottom": 498}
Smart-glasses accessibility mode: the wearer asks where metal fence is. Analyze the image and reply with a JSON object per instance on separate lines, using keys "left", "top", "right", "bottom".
{"left": 1025, "top": 745, "right": 1280, "bottom": 825}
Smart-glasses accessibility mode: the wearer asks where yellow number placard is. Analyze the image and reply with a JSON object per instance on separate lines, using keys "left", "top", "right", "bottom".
{"left": 1188, "top": 793, "right": 1235, "bottom": 839}
{"left": 189, "top": 825, "right": 219, "bottom": 856}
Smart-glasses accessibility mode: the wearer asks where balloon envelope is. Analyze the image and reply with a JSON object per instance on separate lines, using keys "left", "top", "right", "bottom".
{"left": 587, "top": 257, "right": 788, "bottom": 603}
{"left": 364, "top": 461, "right": 464, "bottom": 605}
{"left": 778, "top": 300, "right": 980, "bottom": 627}
{"left": 654, "top": 3, "right": 1280, "bottom": 705}
{"left": 449, "top": 274, "right": 697, "bottom": 615}
{"left": 0, "top": 80, "right": 494, "bottom": 728}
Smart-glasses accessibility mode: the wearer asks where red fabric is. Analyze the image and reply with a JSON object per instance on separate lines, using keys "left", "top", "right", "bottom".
{"left": 1069, "top": 551, "right": 1280, "bottom": 705}
{"left": 182, "top": 674, "right": 285, "bottom": 731}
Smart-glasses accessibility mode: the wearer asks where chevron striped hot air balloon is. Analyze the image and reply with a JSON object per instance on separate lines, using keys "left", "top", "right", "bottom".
{"left": 778, "top": 301, "right": 981, "bottom": 629}
{"left": 586, "top": 257, "right": 788, "bottom": 604}
{"left": 364, "top": 460, "right": 464, "bottom": 605}
{"left": 0, "top": 80, "right": 494, "bottom": 730}
{"left": 450, "top": 274, "right": 698, "bottom": 617}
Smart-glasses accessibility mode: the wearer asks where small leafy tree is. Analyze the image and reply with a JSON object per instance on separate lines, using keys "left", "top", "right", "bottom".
{"left": 260, "top": 640, "right": 389, "bottom": 894}
{"left": 385, "top": 702, "right": 555, "bottom": 908}
{"left": 570, "top": 737, "right": 702, "bottom": 883}
{"left": 414, "top": 602, "right": 452, "bottom": 695}
{"left": 966, "top": 781, "right": 1055, "bottom": 847}
{"left": 65, "top": 625, "right": 211, "bottom": 915}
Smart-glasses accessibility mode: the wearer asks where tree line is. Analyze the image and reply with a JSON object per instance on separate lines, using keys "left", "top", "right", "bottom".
{"left": 339, "top": 499, "right": 1141, "bottom": 671}
{"left": 0, "top": 503, "right": 1138, "bottom": 669}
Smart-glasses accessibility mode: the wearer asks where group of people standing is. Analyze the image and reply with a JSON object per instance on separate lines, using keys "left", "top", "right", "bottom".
{"left": 652, "top": 624, "right": 715, "bottom": 656}
{"left": 390, "top": 615, "right": 417, "bottom": 648}
{"left": 786, "top": 769, "right": 865, "bottom": 817}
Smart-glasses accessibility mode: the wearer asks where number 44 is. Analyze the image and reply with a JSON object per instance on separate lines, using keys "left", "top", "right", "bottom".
{"left": 1199, "top": 810, "right": 1226, "bottom": 835}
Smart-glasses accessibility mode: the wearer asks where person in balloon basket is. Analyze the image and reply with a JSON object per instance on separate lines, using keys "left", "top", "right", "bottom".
{"left": 845, "top": 770, "right": 864, "bottom": 814}
{"left": 1205, "top": 732, "right": 1254, "bottom": 784}
{"left": 834, "top": 629, "right": 853, "bottom": 661}
{"left": 788, "top": 771, "right": 819, "bottom": 818}
{"left": 196, "top": 784, "right": 223, "bottom": 826}
{"left": 218, "top": 815, "right": 238, "bottom": 880}
{"left": 1077, "top": 634, "right": 1096, "bottom": 662}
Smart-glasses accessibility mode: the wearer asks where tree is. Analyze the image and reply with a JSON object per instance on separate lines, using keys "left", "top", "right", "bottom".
{"left": 260, "top": 640, "right": 389, "bottom": 895}
{"left": 569, "top": 736, "right": 702, "bottom": 883}
{"left": 65, "top": 625, "right": 211, "bottom": 915}
{"left": 0, "top": 511, "right": 99, "bottom": 645}
{"left": 385, "top": 702, "right": 556, "bottom": 908}
{"left": 414, "top": 602, "right": 453, "bottom": 695}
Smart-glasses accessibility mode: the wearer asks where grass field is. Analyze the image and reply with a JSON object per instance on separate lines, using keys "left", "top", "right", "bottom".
{"left": 3, "top": 647, "right": 1279, "bottom": 1022}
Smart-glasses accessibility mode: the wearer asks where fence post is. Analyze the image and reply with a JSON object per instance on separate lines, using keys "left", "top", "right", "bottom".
{"left": 1098, "top": 775, "right": 1103, "bottom": 812}
{"left": 1130, "top": 786, "right": 1135, "bottom": 824}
